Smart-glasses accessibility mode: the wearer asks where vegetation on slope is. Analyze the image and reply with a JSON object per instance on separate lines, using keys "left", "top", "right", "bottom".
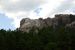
{"left": 0, "top": 26, "right": 75, "bottom": 50}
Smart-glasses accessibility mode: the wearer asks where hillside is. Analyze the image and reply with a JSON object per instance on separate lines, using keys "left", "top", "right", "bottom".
{"left": 19, "top": 14, "right": 75, "bottom": 32}
{"left": 0, "top": 14, "right": 75, "bottom": 50}
{"left": 0, "top": 25, "right": 75, "bottom": 50}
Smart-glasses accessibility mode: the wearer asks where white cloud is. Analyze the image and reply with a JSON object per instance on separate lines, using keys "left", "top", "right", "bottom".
{"left": 0, "top": 0, "right": 75, "bottom": 28}
{"left": 47, "top": 0, "right": 75, "bottom": 17}
{"left": 0, "top": 0, "right": 46, "bottom": 28}
{"left": 0, "top": 0, "right": 46, "bottom": 12}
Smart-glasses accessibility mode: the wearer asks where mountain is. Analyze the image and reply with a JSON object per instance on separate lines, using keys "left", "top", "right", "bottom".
{"left": 19, "top": 14, "right": 75, "bottom": 32}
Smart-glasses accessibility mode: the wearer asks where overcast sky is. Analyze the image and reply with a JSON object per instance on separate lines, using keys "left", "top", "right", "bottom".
{"left": 0, "top": 0, "right": 75, "bottom": 30}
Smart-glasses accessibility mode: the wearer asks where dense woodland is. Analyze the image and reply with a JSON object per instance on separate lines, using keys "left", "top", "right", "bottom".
{"left": 0, "top": 26, "right": 75, "bottom": 50}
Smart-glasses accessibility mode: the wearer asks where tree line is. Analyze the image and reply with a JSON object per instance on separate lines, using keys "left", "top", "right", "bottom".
{"left": 0, "top": 26, "right": 75, "bottom": 50}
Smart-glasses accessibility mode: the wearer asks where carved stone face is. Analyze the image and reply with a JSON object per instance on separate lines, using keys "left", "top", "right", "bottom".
{"left": 20, "top": 18, "right": 31, "bottom": 26}
{"left": 20, "top": 14, "right": 75, "bottom": 32}
{"left": 20, "top": 17, "right": 53, "bottom": 32}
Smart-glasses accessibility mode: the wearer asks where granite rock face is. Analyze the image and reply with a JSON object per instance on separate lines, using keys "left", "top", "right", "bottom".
{"left": 19, "top": 18, "right": 52, "bottom": 32}
{"left": 19, "top": 14, "right": 75, "bottom": 32}
{"left": 66, "top": 21, "right": 75, "bottom": 29}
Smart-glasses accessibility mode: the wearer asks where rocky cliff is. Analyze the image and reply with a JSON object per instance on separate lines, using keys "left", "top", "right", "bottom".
{"left": 19, "top": 14, "right": 75, "bottom": 32}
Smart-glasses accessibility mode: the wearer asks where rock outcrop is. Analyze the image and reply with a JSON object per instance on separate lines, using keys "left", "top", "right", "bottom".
{"left": 19, "top": 18, "right": 52, "bottom": 32}
{"left": 19, "top": 14, "right": 75, "bottom": 32}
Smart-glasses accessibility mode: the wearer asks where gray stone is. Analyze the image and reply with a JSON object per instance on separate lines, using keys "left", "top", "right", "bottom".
{"left": 19, "top": 14, "right": 75, "bottom": 32}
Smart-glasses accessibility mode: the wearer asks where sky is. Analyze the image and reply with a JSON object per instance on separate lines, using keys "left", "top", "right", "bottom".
{"left": 0, "top": 0, "right": 75, "bottom": 30}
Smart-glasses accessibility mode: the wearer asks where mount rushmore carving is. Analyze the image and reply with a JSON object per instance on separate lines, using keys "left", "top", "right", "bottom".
{"left": 19, "top": 14, "right": 75, "bottom": 32}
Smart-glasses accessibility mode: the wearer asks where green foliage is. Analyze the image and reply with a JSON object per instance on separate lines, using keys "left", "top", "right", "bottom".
{"left": 0, "top": 26, "right": 75, "bottom": 50}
